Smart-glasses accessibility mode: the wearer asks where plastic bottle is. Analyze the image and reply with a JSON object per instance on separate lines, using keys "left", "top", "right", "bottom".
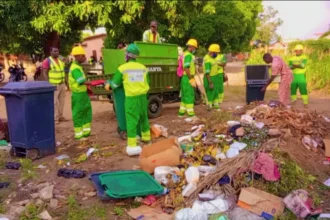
{"left": 182, "top": 183, "right": 197, "bottom": 197}
{"left": 185, "top": 167, "right": 200, "bottom": 184}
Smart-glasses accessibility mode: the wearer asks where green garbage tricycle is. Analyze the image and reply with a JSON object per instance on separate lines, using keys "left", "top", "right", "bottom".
{"left": 87, "top": 41, "right": 202, "bottom": 140}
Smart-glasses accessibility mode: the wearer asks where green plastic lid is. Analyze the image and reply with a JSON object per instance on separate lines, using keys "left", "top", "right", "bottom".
{"left": 99, "top": 170, "right": 164, "bottom": 198}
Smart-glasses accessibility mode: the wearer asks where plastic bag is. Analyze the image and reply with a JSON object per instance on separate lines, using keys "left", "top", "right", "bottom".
{"left": 175, "top": 208, "right": 208, "bottom": 220}
{"left": 192, "top": 198, "right": 229, "bottom": 214}
{"left": 228, "top": 207, "right": 264, "bottom": 220}
{"left": 240, "top": 115, "right": 254, "bottom": 125}
{"left": 230, "top": 142, "right": 247, "bottom": 151}
{"left": 225, "top": 148, "right": 239, "bottom": 158}
{"left": 185, "top": 167, "right": 200, "bottom": 184}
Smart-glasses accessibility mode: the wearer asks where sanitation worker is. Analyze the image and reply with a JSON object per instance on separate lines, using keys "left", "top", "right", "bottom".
{"left": 203, "top": 44, "right": 220, "bottom": 110}
{"left": 289, "top": 44, "right": 308, "bottom": 107}
{"left": 178, "top": 39, "right": 198, "bottom": 118}
{"left": 69, "top": 45, "right": 92, "bottom": 139}
{"left": 143, "top": 21, "right": 161, "bottom": 43}
{"left": 262, "top": 53, "right": 293, "bottom": 106}
{"left": 104, "top": 44, "right": 151, "bottom": 156}
{"left": 42, "top": 47, "right": 67, "bottom": 124}
{"left": 216, "top": 47, "right": 227, "bottom": 106}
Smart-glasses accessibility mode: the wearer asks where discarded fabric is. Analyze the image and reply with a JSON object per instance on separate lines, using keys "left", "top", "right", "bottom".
{"left": 5, "top": 162, "right": 21, "bottom": 170}
{"left": 253, "top": 153, "right": 280, "bottom": 181}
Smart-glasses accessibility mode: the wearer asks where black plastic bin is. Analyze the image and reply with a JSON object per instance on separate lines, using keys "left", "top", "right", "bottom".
{"left": 245, "top": 65, "right": 269, "bottom": 104}
{"left": 246, "top": 84, "right": 266, "bottom": 104}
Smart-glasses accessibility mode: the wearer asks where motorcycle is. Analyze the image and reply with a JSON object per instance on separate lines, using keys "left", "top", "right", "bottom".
{"left": 8, "top": 64, "right": 28, "bottom": 82}
{"left": 33, "top": 65, "right": 42, "bottom": 81}
{"left": 0, "top": 66, "right": 4, "bottom": 83}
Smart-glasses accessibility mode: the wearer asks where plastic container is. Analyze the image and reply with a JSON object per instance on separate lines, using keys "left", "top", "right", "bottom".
{"left": 175, "top": 208, "right": 208, "bottom": 220}
{"left": 99, "top": 170, "right": 164, "bottom": 198}
{"left": 185, "top": 167, "right": 200, "bottom": 184}
{"left": 154, "top": 166, "right": 180, "bottom": 183}
{"left": 0, "top": 82, "right": 56, "bottom": 159}
{"left": 246, "top": 84, "right": 266, "bottom": 104}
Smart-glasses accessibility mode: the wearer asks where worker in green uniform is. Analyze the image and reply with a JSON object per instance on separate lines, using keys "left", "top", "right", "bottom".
{"left": 69, "top": 46, "right": 92, "bottom": 140}
{"left": 289, "top": 44, "right": 308, "bottom": 107}
{"left": 215, "top": 48, "right": 227, "bottom": 106}
{"left": 203, "top": 44, "right": 220, "bottom": 110}
{"left": 178, "top": 39, "right": 198, "bottom": 118}
{"left": 104, "top": 44, "right": 150, "bottom": 156}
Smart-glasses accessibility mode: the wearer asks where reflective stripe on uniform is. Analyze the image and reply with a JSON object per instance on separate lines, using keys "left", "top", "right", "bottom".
{"left": 127, "top": 137, "right": 137, "bottom": 147}
{"left": 141, "top": 131, "right": 151, "bottom": 141}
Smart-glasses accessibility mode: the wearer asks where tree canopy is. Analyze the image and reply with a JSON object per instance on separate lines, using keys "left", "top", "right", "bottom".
{"left": 0, "top": 0, "right": 263, "bottom": 56}
{"left": 253, "top": 6, "right": 283, "bottom": 45}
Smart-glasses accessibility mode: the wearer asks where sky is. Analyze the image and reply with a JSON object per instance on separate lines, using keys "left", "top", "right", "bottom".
{"left": 87, "top": 1, "right": 330, "bottom": 40}
{"left": 263, "top": 1, "right": 330, "bottom": 40}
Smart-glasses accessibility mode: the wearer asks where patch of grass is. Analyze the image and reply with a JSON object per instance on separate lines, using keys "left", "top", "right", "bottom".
{"left": 277, "top": 209, "right": 297, "bottom": 220}
{"left": 0, "top": 202, "right": 5, "bottom": 214}
{"left": 20, "top": 204, "right": 42, "bottom": 220}
{"left": 113, "top": 206, "right": 124, "bottom": 216}
{"left": 20, "top": 159, "right": 37, "bottom": 181}
{"left": 0, "top": 150, "right": 6, "bottom": 168}
{"left": 90, "top": 205, "right": 107, "bottom": 219}
{"left": 66, "top": 195, "right": 88, "bottom": 220}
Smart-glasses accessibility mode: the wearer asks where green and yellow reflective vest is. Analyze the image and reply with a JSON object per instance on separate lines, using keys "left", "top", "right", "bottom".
{"left": 203, "top": 54, "right": 218, "bottom": 76}
{"left": 183, "top": 51, "right": 196, "bottom": 76}
{"left": 48, "top": 57, "right": 65, "bottom": 85}
{"left": 289, "top": 55, "right": 308, "bottom": 74}
{"left": 216, "top": 54, "right": 226, "bottom": 73}
{"left": 111, "top": 60, "right": 150, "bottom": 97}
{"left": 69, "top": 62, "right": 87, "bottom": 93}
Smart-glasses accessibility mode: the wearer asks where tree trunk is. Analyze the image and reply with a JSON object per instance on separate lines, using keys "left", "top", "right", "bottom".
{"left": 43, "top": 31, "right": 60, "bottom": 57}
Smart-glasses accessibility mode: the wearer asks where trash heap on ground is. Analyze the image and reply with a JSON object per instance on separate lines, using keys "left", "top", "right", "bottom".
{"left": 108, "top": 101, "right": 330, "bottom": 220}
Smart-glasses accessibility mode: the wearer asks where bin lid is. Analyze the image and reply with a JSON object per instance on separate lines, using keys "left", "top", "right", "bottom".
{"left": 0, "top": 81, "right": 56, "bottom": 95}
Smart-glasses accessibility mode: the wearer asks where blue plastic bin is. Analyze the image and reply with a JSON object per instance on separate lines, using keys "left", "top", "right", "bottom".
{"left": 0, "top": 81, "right": 56, "bottom": 159}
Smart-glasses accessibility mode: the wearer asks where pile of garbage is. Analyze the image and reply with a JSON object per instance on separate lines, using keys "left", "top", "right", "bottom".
{"left": 125, "top": 103, "right": 330, "bottom": 220}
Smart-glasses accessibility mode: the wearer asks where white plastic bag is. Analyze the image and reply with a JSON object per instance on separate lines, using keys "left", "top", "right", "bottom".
{"left": 226, "top": 148, "right": 239, "bottom": 158}
{"left": 192, "top": 198, "right": 229, "bottom": 214}
{"left": 227, "top": 121, "right": 240, "bottom": 127}
{"left": 240, "top": 115, "right": 254, "bottom": 125}
{"left": 230, "top": 142, "right": 247, "bottom": 151}
{"left": 185, "top": 167, "right": 200, "bottom": 184}
{"left": 182, "top": 183, "right": 197, "bottom": 197}
{"left": 175, "top": 208, "right": 208, "bottom": 220}
{"left": 154, "top": 166, "right": 180, "bottom": 183}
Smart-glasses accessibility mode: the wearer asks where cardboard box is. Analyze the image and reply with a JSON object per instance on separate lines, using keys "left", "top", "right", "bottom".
{"left": 237, "top": 187, "right": 285, "bottom": 219}
{"left": 127, "top": 205, "right": 173, "bottom": 220}
{"left": 139, "top": 137, "right": 182, "bottom": 173}
{"left": 324, "top": 139, "right": 330, "bottom": 157}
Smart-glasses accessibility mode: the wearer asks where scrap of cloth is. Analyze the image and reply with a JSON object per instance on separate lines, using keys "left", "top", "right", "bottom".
{"left": 253, "top": 152, "right": 280, "bottom": 181}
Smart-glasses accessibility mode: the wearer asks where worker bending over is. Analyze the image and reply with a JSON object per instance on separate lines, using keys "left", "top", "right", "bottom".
{"left": 105, "top": 44, "right": 151, "bottom": 156}
{"left": 262, "top": 53, "right": 293, "bottom": 106}
{"left": 69, "top": 46, "right": 92, "bottom": 139}
{"left": 143, "top": 21, "right": 161, "bottom": 43}
{"left": 289, "top": 44, "right": 308, "bottom": 107}
{"left": 203, "top": 44, "right": 220, "bottom": 110}
{"left": 216, "top": 48, "right": 227, "bottom": 106}
{"left": 178, "top": 39, "right": 198, "bottom": 118}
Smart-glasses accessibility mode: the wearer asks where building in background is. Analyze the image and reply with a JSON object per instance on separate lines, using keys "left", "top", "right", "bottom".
{"left": 81, "top": 34, "right": 106, "bottom": 62}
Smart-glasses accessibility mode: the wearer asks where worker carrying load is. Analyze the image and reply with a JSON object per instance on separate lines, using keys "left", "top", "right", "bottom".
{"left": 178, "top": 39, "right": 198, "bottom": 118}
{"left": 289, "top": 44, "right": 308, "bottom": 107}
{"left": 216, "top": 46, "right": 227, "bottom": 106}
{"left": 104, "top": 43, "right": 151, "bottom": 156}
{"left": 203, "top": 44, "right": 221, "bottom": 111}
{"left": 69, "top": 45, "right": 92, "bottom": 140}
{"left": 143, "top": 21, "right": 161, "bottom": 43}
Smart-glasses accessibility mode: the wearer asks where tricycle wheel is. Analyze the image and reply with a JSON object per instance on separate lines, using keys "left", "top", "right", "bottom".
{"left": 26, "top": 149, "right": 39, "bottom": 160}
{"left": 148, "top": 95, "right": 162, "bottom": 119}
{"left": 119, "top": 131, "right": 127, "bottom": 140}
{"left": 194, "top": 89, "right": 202, "bottom": 105}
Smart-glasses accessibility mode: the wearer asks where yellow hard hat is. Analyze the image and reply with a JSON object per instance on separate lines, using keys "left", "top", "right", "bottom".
{"left": 208, "top": 44, "right": 220, "bottom": 53}
{"left": 71, "top": 45, "right": 86, "bottom": 56}
{"left": 294, "top": 44, "right": 304, "bottom": 51}
{"left": 186, "top": 39, "right": 198, "bottom": 48}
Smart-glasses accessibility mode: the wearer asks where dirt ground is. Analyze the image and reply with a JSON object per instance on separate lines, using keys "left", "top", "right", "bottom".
{"left": 1, "top": 85, "right": 330, "bottom": 219}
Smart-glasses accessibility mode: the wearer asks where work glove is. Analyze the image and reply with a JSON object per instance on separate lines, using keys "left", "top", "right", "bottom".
{"left": 189, "top": 78, "right": 197, "bottom": 88}
{"left": 104, "top": 83, "right": 111, "bottom": 91}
